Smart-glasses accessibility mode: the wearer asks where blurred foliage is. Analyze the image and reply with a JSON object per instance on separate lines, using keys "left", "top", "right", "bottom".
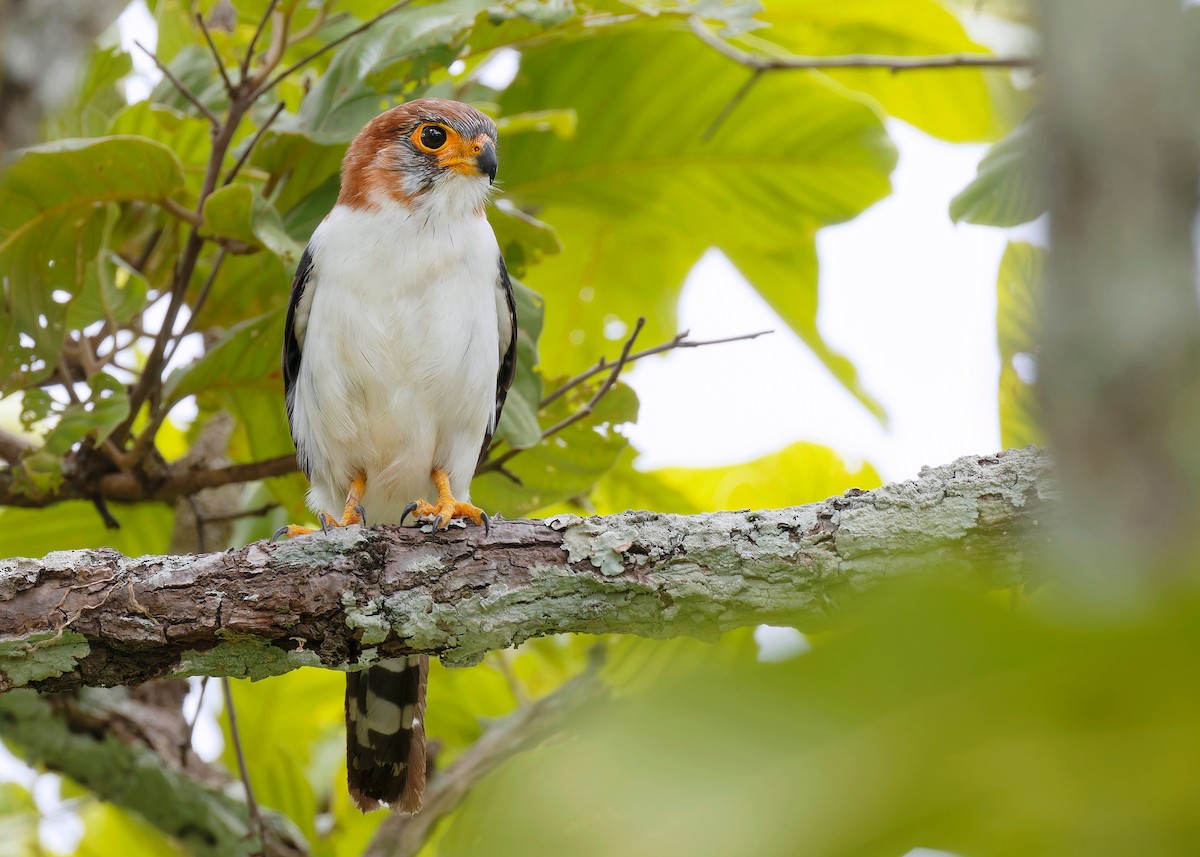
{"left": 442, "top": 582, "right": 1200, "bottom": 857}
{"left": 950, "top": 113, "right": 1042, "bottom": 227}
{"left": 0, "top": 0, "right": 1049, "bottom": 855}
{"left": 996, "top": 242, "right": 1041, "bottom": 449}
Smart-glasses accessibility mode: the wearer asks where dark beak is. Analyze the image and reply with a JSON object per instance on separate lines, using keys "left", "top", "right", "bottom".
{"left": 476, "top": 140, "right": 498, "bottom": 184}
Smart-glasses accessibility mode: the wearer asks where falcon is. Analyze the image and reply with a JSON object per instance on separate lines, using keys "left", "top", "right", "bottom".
{"left": 277, "top": 98, "right": 517, "bottom": 812}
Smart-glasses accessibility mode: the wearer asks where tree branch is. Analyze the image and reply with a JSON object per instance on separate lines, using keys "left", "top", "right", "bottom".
{"left": 0, "top": 453, "right": 298, "bottom": 509}
{"left": 0, "top": 428, "right": 34, "bottom": 465}
{"left": 0, "top": 685, "right": 307, "bottom": 857}
{"left": 0, "top": 449, "right": 1051, "bottom": 693}
{"left": 690, "top": 19, "right": 1038, "bottom": 72}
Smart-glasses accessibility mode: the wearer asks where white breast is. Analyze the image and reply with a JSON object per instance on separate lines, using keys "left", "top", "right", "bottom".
{"left": 291, "top": 202, "right": 502, "bottom": 523}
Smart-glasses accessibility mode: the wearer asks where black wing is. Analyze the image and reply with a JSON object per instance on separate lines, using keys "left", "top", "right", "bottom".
{"left": 283, "top": 243, "right": 316, "bottom": 479}
{"left": 480, "top": 254, "right": 518, "bottom": 465}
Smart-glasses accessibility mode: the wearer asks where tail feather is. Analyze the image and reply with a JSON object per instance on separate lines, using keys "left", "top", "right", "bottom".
{"left": 346, "top": 655, "right": 428, "bottom": 812}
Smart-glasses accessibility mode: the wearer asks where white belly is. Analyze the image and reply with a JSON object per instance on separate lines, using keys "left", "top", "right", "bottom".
{"left": 291, "top": 204, "right": 501, "bottom": 523}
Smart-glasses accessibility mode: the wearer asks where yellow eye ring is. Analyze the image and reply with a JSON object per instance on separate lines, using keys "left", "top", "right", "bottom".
{"left": 414, "top": 123, "right": 451, "bottom": 153}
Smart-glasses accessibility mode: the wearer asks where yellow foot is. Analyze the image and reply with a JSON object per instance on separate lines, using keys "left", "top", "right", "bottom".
{"left": 401, "top": 469, "right": 490, "bottom": 534}
{"left": 273, "top": 471, "right": 368, "bottom": 541}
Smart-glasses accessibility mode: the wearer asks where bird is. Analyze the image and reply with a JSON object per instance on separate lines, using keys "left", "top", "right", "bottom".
{"left": 275, "top": 98, "right": 517, "bottom": 813}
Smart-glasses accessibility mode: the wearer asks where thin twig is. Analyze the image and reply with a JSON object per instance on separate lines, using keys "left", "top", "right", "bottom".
{"left": 187, "top": 495, "right": 208, "bottom": 553}
{"left": 196, "top": 12, "right": 235, "bottom": 95}
{"left": 158, "top": 196, "right": 204, "bottom": 227}
{"left": 224, "top": 101, "right": 286, "bottom": 186}
{"left": 201, "top": 502, "right": 279, "bottom": 524}
{"left": 222, "top": 677, "right": 265, "bottom": 855}
{"left": 172, "top": 248, "right": 227, "bottom": 355}
{"left": 286, "top": 1, "right": 331, "bottom": 45}
{"left": 240, "top": 0, "right": 279, "bottom": 83}
{"left": 542, "top": 328, "right": 771, "bottom": 408}
{"left": 480, "top": 325, "right": 770, "bottom": 475}
{"left": 182, "top": 676, "right": 210, "bottom": 765}
{"left": 133, "top": 41, "right": 220, "bottom": 126}
{"left": 689, "top": 18, "right": 1037, "bottom": 72}
{"left": 251, "top": 0, "right": 418, "bottom": 99}
{"left": 540, "top": 317, "right": 644, "bottom": 438}
{"left": 485, "top": 319, "right": 646, "bottom": 473}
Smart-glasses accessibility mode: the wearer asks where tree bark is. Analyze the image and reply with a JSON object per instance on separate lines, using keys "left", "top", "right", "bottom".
{"left": 0, "top": 448, "right": 1051, "bottom": 693}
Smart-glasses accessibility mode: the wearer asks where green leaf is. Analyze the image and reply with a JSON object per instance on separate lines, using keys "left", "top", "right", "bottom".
{"left": 108, "top": 102, "right": 214, "bottom": 175}
{"left": 46, "top": 44, "right": 133, "bottom": 139}
{"left": 39, "top": 374, "right": 131, "bottom": 457}
{"left": 0, "top": 501, "right": 175, "bottom": 559}
{"left": 996, "top": 241, "right": 1042, "bottom": 448}
{"left": 298, "top": 0, "right": 494, "bottom": 143}
{"left": 250, "top": 129, "right": 346, "bottom": 215}
{"left": 473, "top": 382, "right": 638, "bottom": 516}
{"left": 221, "top": 668, "right": 348, "bottom": 839}
{"left": 442, "top": 585, "right": 1200, "bottom": 857}
{"left": 492, "top": 279, "right": 545, "bottom": 450}
{"left": 71, "top": 799, "right": 181, "bottom": 857}
{"left": 0, "top": 136, "right": 184, "bottom": 393}
{"left": 149, "top": 45, "right": 228, "bottom": 119}
{"left": 163, "top": 309, "right": 285, "bottom": 406}
{"left": 66, "top": 253, "right": 151, "bottom": 331}
{"left": 490, "top": 202, "right": 562, "bottom": 277}
{"left": 950, "top": 114, "right": 1043, "bottom": 226}
{"left": 201, "top": 184, "right": 304, "bottom": 265}
{"left": 593, "top": 441, "right": 881, "bottom": 515}
{"left": 499, "top": 29, "right": 895, "bottom": 417}
{"left": 745, "top": 0, "right": 1010, "bottom": 142}
{"left": 0, "top": 782, "right": 39, "bottom": 857}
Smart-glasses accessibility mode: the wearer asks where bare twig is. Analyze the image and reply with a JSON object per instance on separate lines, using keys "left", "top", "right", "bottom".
{"left": 201, "top": 502, "right": 279, "bottom": 524}
{"left": 196, "top": 12, "right": 235, "bottom": 95}
{"left": 540, "top": 317, "right": 644, "bottom": 438}
{"left": 224, "top": 101, "right": 286, "bottom": 186}
{"left": 159, "top": 196, "right": 204, "bottom": 227}
{"left": 480, "top": 325, "right": 770, "bottom": 475}
{"left": 240, "top": 0, "right": 279, "bottom": 83}
{"left": 542, "top": 328, "right": 771, "bottom": 408}
{"left": 133, "top": 41, "right": 220, "bottom": 126}
{"left": 690, "top": 18, "right": 1037, "bottom": 72}
{"left": 182, "top": 676, "right": 210, "bottom": 765}
{"left": 259, "top": 9, "right": 290, "bottom": 82}
{"left": 222, "top": 677, "right": 265, "bottom": 856}
{"left": 483, "top": 319, "right": 645, "bottom": 474}
{"left": 286, "top": 2, "right": 331, "bottom": 45}
{"left": 251, "top": 0, "right": 418, "bottom": 99}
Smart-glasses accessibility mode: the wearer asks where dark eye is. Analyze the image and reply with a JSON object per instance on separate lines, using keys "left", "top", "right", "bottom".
{"left": 420, "top": 125, "right": 448, "bottom": 151}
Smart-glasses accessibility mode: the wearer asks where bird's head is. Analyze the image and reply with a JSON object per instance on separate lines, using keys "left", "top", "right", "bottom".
{"left": 337, "top": 98, "right": 499, "bottom": 217}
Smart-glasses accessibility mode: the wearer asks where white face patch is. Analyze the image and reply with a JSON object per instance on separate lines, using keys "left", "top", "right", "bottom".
{"left": 407, "top": 169, "right": 494, "bottom": 220}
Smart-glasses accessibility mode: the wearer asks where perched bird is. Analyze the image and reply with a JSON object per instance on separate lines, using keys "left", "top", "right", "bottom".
{"left": 277, "top": 98, "right": 517, "bottom": 812}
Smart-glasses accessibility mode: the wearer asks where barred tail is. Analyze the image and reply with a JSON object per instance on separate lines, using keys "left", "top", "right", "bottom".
{"left": 345, "top": 655, "right": 428, "bottom": 813}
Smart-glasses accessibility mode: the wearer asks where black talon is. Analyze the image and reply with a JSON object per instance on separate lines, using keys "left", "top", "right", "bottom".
{"left": 481, "top": 511, "right": 491, "bottom": 537}
{"left": 354, "top": 504, "right": 368, "bottom": 527}
{"left": 318, "top": 512, "right": 331, "bottom": 535}
{"left": 271, "top": 526, "right": 289, "bottom": 543}
{"left": 400, "top": 501, "right": 419, "bottom": 526}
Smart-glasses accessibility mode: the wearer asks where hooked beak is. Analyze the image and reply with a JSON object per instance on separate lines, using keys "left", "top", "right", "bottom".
{"left": 474, "top": 138, "right": 498, "bottom": 184}
{"left": 440, "top": 134, "right": 499, "bottom": 184}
